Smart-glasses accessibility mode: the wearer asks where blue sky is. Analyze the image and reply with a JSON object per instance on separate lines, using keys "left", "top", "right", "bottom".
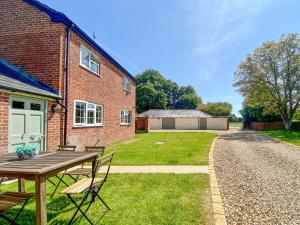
{"left": 40, "top": 0, "right": 300, "bottom": 115}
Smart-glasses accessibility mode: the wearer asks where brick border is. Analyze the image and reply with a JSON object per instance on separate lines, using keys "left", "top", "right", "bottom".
{"left": 209, "top": 136, "right": 227, "bottom": 225}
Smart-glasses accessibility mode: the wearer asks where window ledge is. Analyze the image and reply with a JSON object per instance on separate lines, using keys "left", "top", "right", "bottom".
{"left": 120, "top": 123, "right": 131, "bottom": 126}
{"left": 73, "top": 124, "right": 103, "bottom": 128}
{"left": 79, "top": 64, "right": 100, "bottom": 76}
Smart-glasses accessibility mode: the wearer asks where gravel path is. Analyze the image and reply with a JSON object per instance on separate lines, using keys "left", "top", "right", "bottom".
{"left": 214, "top": 129, "right": 300, "bottom": 225}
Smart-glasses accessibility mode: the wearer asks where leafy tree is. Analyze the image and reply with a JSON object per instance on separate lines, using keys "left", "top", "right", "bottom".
{"left": 234, "top": 34, "right": 300, "bottom": 130}
{"left": 229, "top": 113, "right": 243, "bottom": 122}
{"left": 136, "top": 69, "right": 202, "bottom": 113}
{"left": 136, "top": 82, "right": 167, "bottom": 113}
{"left": 240, "top": 106, "right": 282, "bottom": 123}
{"left": 163, "top": 80, "right": 179, "bottom": 109}
{"left": 294, "top": 108, "right": 300, "bottom": 121}
{"left": 178, "top": 85, "right": 197, "bottom": 96}
{"left": 198, "top": 102, "right": 232, "bottom": 116}
{"left": 176, "top": 94, "right": 201, "bottom": 109}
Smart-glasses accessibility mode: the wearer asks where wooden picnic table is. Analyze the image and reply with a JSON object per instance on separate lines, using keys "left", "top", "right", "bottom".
{"left": 0, "top": 151, "right": 98, "bottom": 225}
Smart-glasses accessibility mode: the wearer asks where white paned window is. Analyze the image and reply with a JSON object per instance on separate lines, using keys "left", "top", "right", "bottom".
{"left": 123, "top": 77, "right": 131, "bottom": 93}
{"left": 96, "top": 105, "right": 103, "bottom": 124}
{"left": 120, "top": 110, "right": 131, "bottom": 125}
{"left": 75, "top": 101, "right": 86, "bottom": 125}
{"left": 80, "top": 45, "right": 100, "bottom": 75}
{"left": 74, "top": 100, "right": 103, "bottom": 127}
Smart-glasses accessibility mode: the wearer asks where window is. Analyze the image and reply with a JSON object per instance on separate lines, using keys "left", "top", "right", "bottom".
{"left": 80, "top": 46, "right": 100, "bottom": 75}
{"left": 30, "top": 103, "right": 41, "bottom": 111}
{"left": 75, "top": 101, "right": 86, "bottom": 125}
{"left": 120, "top": 110, "right": 131, "bottom": 125}
{"left": 87, "top": 103, "right": 95, "bottom": 124}
{"left": 74, "top": 100, "right": 103, "bottom": 126}
{"left": 12, "top": 101, "right": 24, "bottom": 109}
{"left": 96, "top": 105, "right": 103, "bottom": 124}
{"left": 123, "top": 77, "right": 131, "bottom": 93}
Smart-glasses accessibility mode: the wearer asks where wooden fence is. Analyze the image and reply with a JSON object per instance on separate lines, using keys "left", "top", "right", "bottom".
{"left": 248, "top": 121, "right": 300, "bottom": 130}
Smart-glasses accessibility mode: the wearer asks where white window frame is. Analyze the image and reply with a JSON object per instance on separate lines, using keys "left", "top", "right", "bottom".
{"left": 74, "top": 100, "right": 103, "bottom": 127}
{"left": 120, "top": 109, "right": 131, "bottom": 125}
{"left": 123, "top": 77, "right": 131, "bottom": 93}
{"left": 80, "top": 45, "right": 100, "bottom": 75}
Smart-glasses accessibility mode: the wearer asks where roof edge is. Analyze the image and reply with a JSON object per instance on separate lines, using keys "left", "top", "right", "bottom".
{"left": 23, "top": 0, "right": 137, "bottom": 83}
{"left": 0, "top": 58, "right": 60, "bottom": 96}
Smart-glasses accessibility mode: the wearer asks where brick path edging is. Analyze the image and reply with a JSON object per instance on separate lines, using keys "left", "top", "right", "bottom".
{"left": 209, "top": 136, "right": 227, "bottom": 225}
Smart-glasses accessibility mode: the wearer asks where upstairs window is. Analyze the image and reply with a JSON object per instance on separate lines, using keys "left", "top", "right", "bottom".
{"left": 123, "top": 77, "right": 131, "bottom": 93}
{"left": 80, "top": 46, "right": 100, "bottom": 75}
{"left": 120, "top": 110, "right": 132, "bottom": 125}
{"left": 74, "top": 100, "right": 103, "bottom": 127}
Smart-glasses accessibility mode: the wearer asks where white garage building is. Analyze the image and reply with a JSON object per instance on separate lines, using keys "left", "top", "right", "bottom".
{"left": 138, "top": 109, "right": 229, "bottom": 131}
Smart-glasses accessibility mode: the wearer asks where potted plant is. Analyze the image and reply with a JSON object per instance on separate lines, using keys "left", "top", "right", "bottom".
{"left": 16, "top": 146, "right": 39, "bottom": 160}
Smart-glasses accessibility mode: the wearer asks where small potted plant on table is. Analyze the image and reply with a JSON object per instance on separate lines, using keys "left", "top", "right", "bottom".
{"left": 16, "top": 146, "right": 39, "bottom": 160}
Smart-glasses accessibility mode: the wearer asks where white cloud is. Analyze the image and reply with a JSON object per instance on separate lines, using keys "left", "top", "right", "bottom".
{"left": 183, "top": 0, "right": 271, "bottom": 79}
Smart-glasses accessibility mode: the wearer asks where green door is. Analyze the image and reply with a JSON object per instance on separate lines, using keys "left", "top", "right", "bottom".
{"left": 9, "top": 96, "right": 45, "bottom": 153}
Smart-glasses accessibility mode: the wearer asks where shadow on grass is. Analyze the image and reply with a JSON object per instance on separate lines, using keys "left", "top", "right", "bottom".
{"left": 218, "top": 129, "right": 281, "bottom": 143}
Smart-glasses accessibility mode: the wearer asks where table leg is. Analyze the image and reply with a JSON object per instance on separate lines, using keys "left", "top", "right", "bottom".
{"left": 35, "top": 175, "right": 47, "bottom": 225}
{"left": 18, "top": 178, "right": 25, "bottom": 192}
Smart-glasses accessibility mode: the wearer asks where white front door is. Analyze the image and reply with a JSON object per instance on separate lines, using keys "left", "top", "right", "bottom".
{"left": 9, "top": 96, "right": 46, "bottom": 153}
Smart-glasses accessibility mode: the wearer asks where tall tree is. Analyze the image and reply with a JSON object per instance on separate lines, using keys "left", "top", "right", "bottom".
{"left": 176, "top": 94, "right": 201, "bottom": 109}
{"left": 234, "top": 34, "right": 300, "bottom": 130}
{"left": 136, "top": 82, "right": 167, "bottom": 113}
{"left": 136, "top": 69, "right": 202, "bottom": 113}
{"left": 198, "top": 102, "right": 232, "bottom": 116}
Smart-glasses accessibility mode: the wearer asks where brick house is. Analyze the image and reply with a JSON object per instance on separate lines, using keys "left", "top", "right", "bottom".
{"left": 0, "top": 0, "right": 136, "bottom": 154}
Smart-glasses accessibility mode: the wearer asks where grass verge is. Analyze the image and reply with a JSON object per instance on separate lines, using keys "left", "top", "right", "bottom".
{"left": 262, "top": 129, "right": 300, "bottom": 147}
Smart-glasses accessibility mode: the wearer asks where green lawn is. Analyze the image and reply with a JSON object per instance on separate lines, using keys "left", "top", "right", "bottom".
{"left": 106, "top": 132, "right": 217, "bottom": 165}
{"left": 229, "top": 122, "right": 243, "bottom": 128}
{"left": 262, "top": 129, "right": 300, "bottom": 147}
{"left": 0, "top": 174, "right": 212, "bottom": 225}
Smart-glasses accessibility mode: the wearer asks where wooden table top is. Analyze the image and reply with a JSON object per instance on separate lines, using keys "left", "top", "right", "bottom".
{"left": 0, "top": 151, "right": 98, "bottom": 175}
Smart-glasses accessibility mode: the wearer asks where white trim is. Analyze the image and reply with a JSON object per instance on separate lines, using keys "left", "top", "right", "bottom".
{"left": 80, "top": 45, "right": 100, "bottom": 76}
{"left": 120, "top": 109, "right": 131, "bottom": 125}
{"left": 73, "top": 100, "right": 103, "bottom": 127}
{"left": 123, "top": 77, "right": 131, "bottom": 93}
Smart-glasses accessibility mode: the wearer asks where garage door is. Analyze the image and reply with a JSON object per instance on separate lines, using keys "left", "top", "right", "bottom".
{"left": 175, "top": 118, "right": 199, "bottom": 129}
{"left": 162, "top": 118, "right": 175, "bottom": 129}
{"left": 199, "top": 118, "right": 207, "bottom": 130}
{"left": 150, "top": 118, "right": 162, "bottom": 130}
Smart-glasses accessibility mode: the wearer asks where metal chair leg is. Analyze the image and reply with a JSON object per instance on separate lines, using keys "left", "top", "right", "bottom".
{"left": 96, "top": 193, "right": 111, "bottom": 210}
{"left": 67, "top": 193, "right": 93, "bottom": 225}
{"left": 0, "top": 213, "right": 19, "bottom": 225}
{"left": 51, "top": 173, "right": 68, "bottom": 198}
{"left": 13, "top": 198, "right": 30, "bottom": 222}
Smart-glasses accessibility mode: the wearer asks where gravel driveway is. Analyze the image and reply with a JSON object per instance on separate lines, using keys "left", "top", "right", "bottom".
{"left": 214, "top": 129, "right": 300, "bottom": 225}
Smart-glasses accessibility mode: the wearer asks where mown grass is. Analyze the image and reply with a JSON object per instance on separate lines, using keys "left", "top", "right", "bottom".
{"left": 0, "top": 174, "right": 212, "bottom": 225}
{"left": 229, "top": 122, "right": 243, "bottom": 128}
{"left": 262, "top": 129, "right": 300, "bottom": 147}
{"left": 106, "top": 132, "right": 217, "bottom": 165}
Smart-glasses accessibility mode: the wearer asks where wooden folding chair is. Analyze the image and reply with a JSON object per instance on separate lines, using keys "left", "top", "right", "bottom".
{"left": 48, "top": 145, "right": 77, "bottom": 198}
{"left": 0, "top": 192, "right": 34, "bottom": 225}
{"left": 64, "top": 146, "right": 105, "bottom": 182}
{"left": 61, "top": 153, "right": 114, "bottom": 225}
{"left": 0, "top": 177, "right": 8, "bottom": 194}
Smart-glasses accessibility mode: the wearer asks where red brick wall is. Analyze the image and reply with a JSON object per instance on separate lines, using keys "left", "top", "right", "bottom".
{"left": 66, "top": 32, "right": 136, "bottom": 149}
{"left": 0, "top": 0, "right": 136, "bottom": 152}
{"left": 0, "top": 92, "right": 9, "bottom": 154}
{"left": 0, "top": 0, "right": 64, "bottom": 152}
